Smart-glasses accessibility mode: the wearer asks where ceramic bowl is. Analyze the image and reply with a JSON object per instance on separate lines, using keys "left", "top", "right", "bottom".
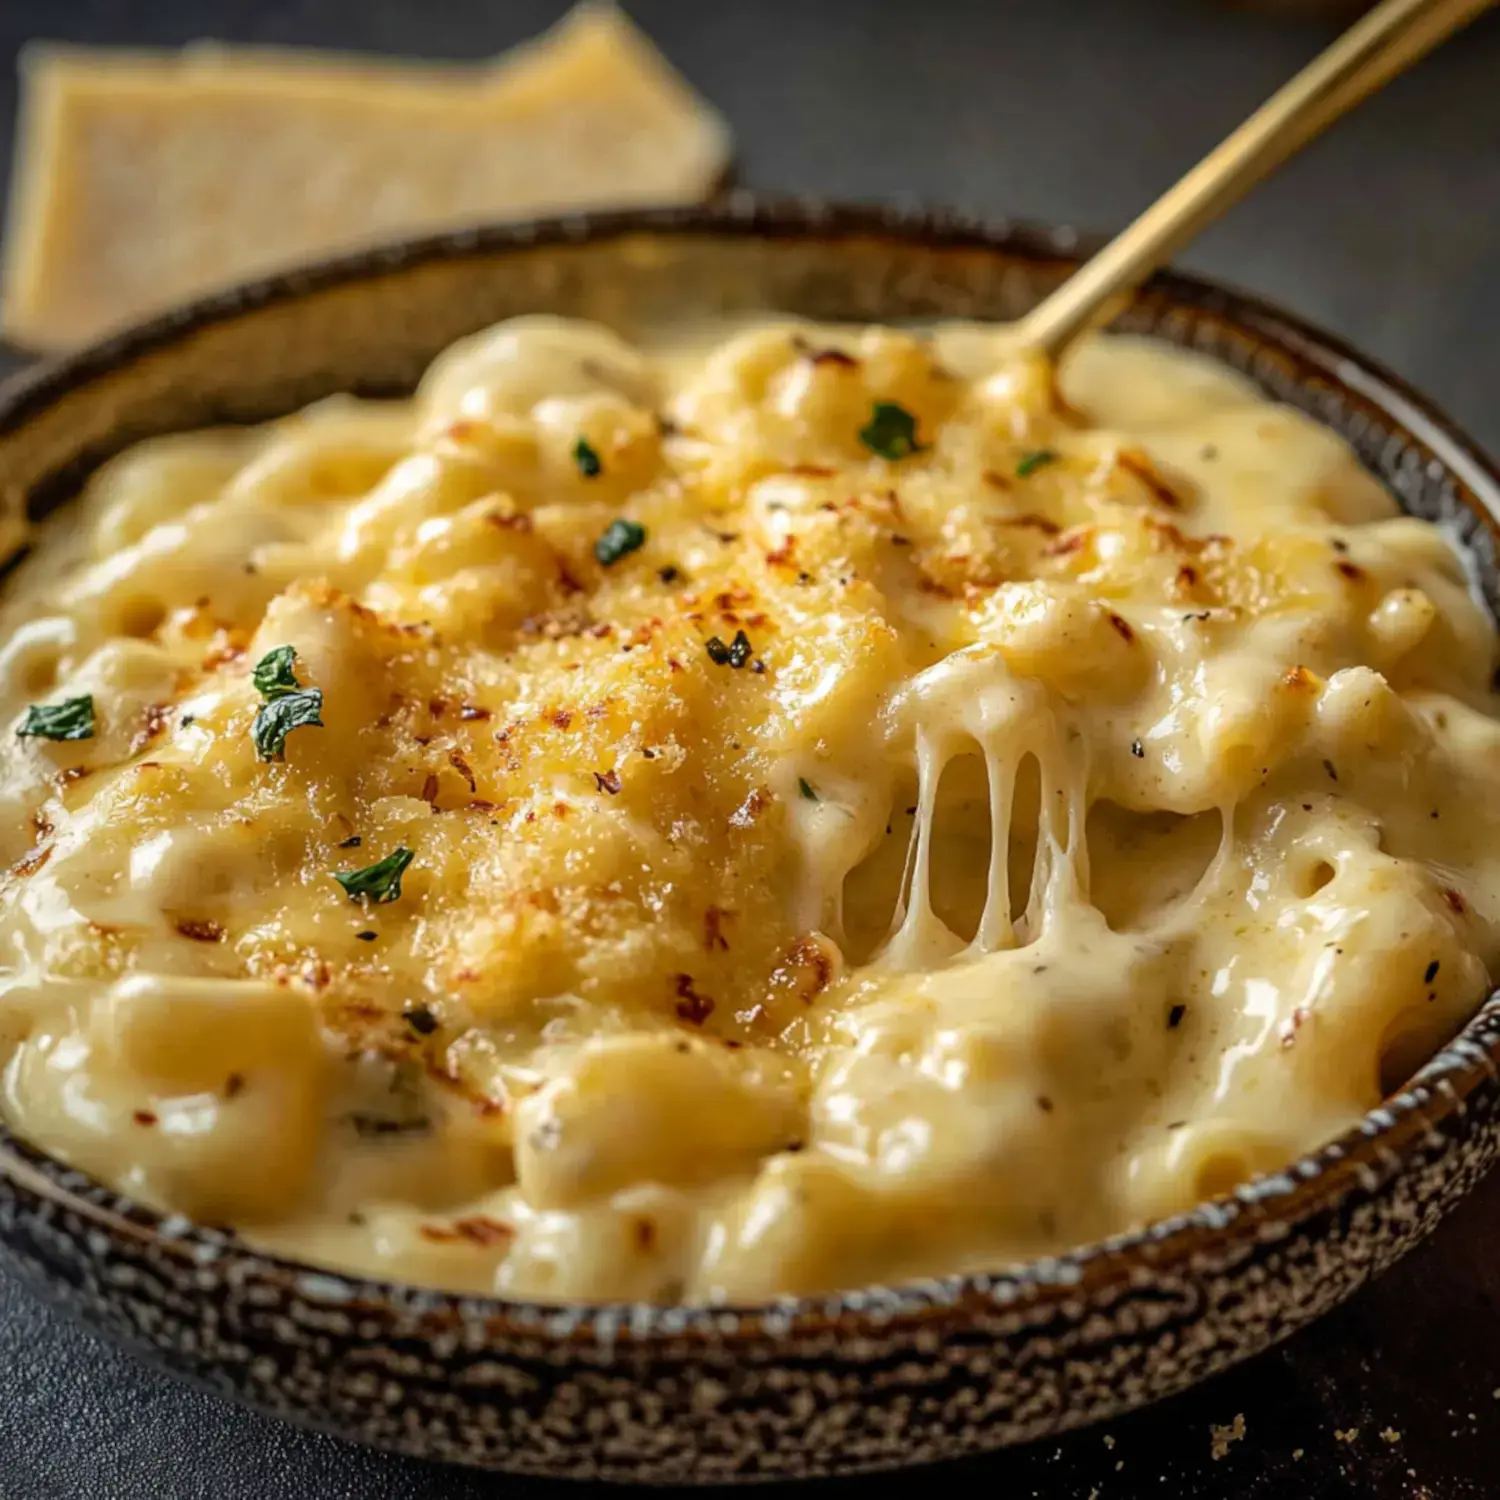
{"left": 0, "top": 197, "right": 1498, "bottom": 1484}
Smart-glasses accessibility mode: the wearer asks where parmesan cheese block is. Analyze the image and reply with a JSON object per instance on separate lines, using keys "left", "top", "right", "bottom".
{"left": 0, "top": 4, "right": 732, "bottom": 350}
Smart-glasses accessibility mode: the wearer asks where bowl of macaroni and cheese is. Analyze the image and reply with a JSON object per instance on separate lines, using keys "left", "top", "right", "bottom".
{"left": 0, "top": 199, "right": 1498, "bottom": 1479}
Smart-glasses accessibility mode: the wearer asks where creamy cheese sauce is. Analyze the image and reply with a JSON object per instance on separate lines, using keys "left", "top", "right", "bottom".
{"left": 0, "top": 315, "right": 1495, "bottom": 1303}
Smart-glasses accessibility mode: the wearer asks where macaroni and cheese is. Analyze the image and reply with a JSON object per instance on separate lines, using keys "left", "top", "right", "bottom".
{"left": 0, "top": 315, "right": 1495, "bottom": 1302}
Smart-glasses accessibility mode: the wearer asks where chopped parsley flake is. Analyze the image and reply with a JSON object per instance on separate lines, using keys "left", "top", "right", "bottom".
{"left": 1016, "top": 449, "right": 1059, "bottom": 478}
{"left": 798, "top": 777, "right": 819, "bottom": 802}
{"left": 17, "top": 695, "right": 94, "bottom": 742}
{"left": 252, "top": 689, "right": 323, "bottom": 761}
{"left": 573, "top": 436, "right": 603, "bottom": 478}
{"left": 706, "top": 631, "right": 755, "bottom": 668}
{"left": 858, "top": 401, "right": 925, "bottom": 461}
{"left": 251, "top": 646, "right": 322, "bottom": 761}
{"left": 594, "top": 517, "right": 646, "bottom": 566}
{"left": 252, "top": 645, "right": 300, "bottom": 699}
{"left": 334, "top": 846, "right": 414, "bottom": 904}
{"left": 404, "top": 1002, "right": 440, "bottom": 1035}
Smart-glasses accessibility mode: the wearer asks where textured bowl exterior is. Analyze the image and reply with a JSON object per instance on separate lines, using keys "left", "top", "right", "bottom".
{"left": 0, "top": 198, "right": 1498, "bottom": 1483}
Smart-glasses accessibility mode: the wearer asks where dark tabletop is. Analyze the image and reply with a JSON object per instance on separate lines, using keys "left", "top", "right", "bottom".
{"left": 1, "top": 2, "right": 1498, "bottom": 1495}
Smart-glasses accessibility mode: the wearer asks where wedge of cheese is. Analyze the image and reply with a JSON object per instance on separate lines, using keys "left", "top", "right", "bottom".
{"left": 1, "top": 4, "right": 732, "bottom": 350}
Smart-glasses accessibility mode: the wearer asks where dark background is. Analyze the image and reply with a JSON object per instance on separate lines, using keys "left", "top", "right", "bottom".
{"left": 1, "top": 2, "right": 1498, "bottom": 1495}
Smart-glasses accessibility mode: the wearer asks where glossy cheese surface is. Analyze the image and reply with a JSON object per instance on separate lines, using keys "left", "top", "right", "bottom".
{"left": 0, "top": 314, "right": 1495, "bottom": 1303}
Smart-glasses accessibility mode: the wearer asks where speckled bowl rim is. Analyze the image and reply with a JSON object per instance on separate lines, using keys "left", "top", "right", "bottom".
{"left": 2, "top": 194, "right": 1499, "bottom": 1345}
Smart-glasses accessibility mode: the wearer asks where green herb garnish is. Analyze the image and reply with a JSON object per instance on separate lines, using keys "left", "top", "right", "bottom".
{"left": 706, "top": 630, "right": 754, "bottom": 669}
{"left": 252, "top": 690, "right": 324, "bottom": 761}
{"left": 17, "top": 695, "right": 94, "bottom": 742}
{"left": 1016, "top": 449, "right": 1059, "bottom": 478}
{"left": 251, "top": 645, "right": 322, "bottom": 761}
{"left": 573, "top": 436, "right": 603, "bottom": 478}
{"left": 252, "top": 645, "right": 301, "bottom": 699}
{"left": 858, "top": 401, "right": 925, "bottom": 461}
{"left": 334, "top": 846, "right": 414, "bottom": 905}
{"left": 594, "top": 518, "right": 646, "bottom": 566}
{"left": 798, "top": 777, "right": 819, "bottom": 802}
{"left": 404, "top": 1002, "right": 440, "bottom": 1035}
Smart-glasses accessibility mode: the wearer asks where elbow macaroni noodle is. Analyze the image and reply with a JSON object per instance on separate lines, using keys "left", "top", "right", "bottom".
{"left": 0, "top": 314, "right": 1496, "bottom": 1302}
